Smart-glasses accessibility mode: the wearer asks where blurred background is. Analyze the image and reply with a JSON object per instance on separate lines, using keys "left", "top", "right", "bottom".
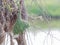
{"left": 14, "top": 0, "right": 60, "bottom": 33}
{"left": 13, "top": 0, "right": 60, "bottom": 45}
{"left": 24, "top": 0, "right": 60, "bottom": 28}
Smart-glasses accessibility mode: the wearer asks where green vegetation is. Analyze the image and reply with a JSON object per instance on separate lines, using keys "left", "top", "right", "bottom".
{"left": 13, "top": 0, "right": 60, "bottom": 33}
{"left": 24, "top": 0, "right": 60, "bottom": 29}
{"left": 24, "top": 0, "right": 60, "bottom": 16}
{"left": 13, "top": 0, "right": 29, "bottom": 34}
{"left": 28, "top": 18, "right": 60, "bottom": 29}
{"left": 14, "top": 19, "right": 29, "bottom": 34}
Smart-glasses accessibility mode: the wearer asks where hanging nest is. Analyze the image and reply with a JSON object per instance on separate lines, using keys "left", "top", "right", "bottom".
{"left": 0, "top": 0, "right": 18, "bottom": 32}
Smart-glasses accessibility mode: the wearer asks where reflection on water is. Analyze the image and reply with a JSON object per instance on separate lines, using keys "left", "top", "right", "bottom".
{"left": 25, "top": 29, "right": 60, "bottom": 45}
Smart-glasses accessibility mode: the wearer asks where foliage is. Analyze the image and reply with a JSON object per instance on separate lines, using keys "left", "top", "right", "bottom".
{"left": 13, "top": 10, "right": 29, "bottom": 34}
{"left": 14, "top": 19, "right": 29, "bottom": 34}
{"left": 25, "top": 0, "right": 60, "bottom": 16}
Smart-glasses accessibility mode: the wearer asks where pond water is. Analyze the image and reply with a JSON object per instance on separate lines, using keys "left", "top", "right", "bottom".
{"left": 25, "top": 28, "right": 60, "bottom": 45}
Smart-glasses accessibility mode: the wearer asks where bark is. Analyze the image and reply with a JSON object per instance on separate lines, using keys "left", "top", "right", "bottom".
{"left": 0, "top": 0, "right": 18, "bottom": 44}
{"left": 0, "top": 23, "right": 5, "bottom": 44}
{"left": 15, "top": 32, "right": 26, "bottom": 45}
{"left": 19, "top": 0, "right": 28, "bottom": 45}
{"left": 20, "top": 0, "right": 28, "bottom": 20}
{"left": 0, "top": 0, "right": 18, "bottom": 33}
